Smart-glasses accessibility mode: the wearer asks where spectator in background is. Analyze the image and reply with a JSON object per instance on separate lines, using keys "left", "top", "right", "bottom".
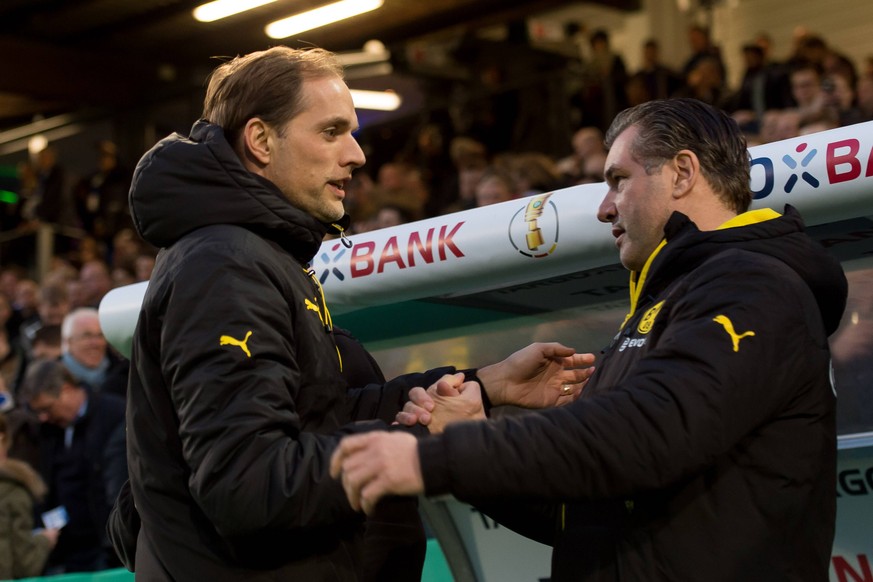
{"left": 409, "top": 122, "right": 455, "bottom": 218}
{"left": 110, "top": 229, "right": 143, "bottom": 272}
{"left": 73, "top": 237, "right": 106, "bottom": 269}
{"left": 758, "top": 60, "right": 829, "bottom": 144}
{"left": 682, "top": 24, "right": 726, "bottom": 83}
{"left": 32, "top": 146, "right": 75, "bottom": 232}
{"left": 32, "top": 326, "right": 62, "bottom": 362}
{"left": 11, "top": 279, "right": 40, "bottom": 340}
{"left": 60, "top": 308, "right": 128, "bottom": 399}
{"left": 77, "top": 260, "right": 112, "bottom": 309}
{"left": 0, "top": 267, "right": 25, "bottom": 302}
{"left": 373, "top": 161, "right": 429, "bottom": 222}
{"left": 1, "top": 271, "right": 26, "bottom": 344}
{"left": 754, "top": 31, "right": 774, "bottom": 63}
{"left": 624, "top": 72, "right": 652, "bottom": 108}
{"left": 0, "top": 327, "right": 28, "bottom": 409}
{"left": 636, "top": 39, "right": 683, "bottom": 102}
{"left": 672, "top": 55, "right": 726, "bottom": 108}
{"left": 556, "top": 126, "right": 605, "bottom": 185}
{"left": 442, "top": 136, "right": 489, "bottom": 213}
{"left": 822, "top": 71, "right": 865, "bottom": 127}
{"left": 0, "top": 293, "right": 14, "bottom": 343}
{"left": 72, "top": 141, "right": 133, "bottom": 251}
{"left": 134, "top": 253, "right": 156, "bottom": 283}
{"left": 342, "top": 171, "right": 379, "bottom": 232}
{"left": 863, "top": 56, "right": 873, "bottom": 79}
{"left": 723, "top": 44, "right": 793, "bottom": 136}
{"left": 580, "top": 28, "right": 628, "bottom": 131}
{"left": 502, "top": 152, "right": 562, "bottom": 198}
{"left": 855, "top": 73, "right": 873, "bottom": 122}
{"left": 474, "top": 167, "right": 519, "bottom": 207}
{"left": 371, "top": 203, "right": 414, "bottom": 231}
{"left": 576, "top": 151, "right": 607, "bottom": 185}
{"left": 64, "top": 280, "right": 88, "bottom": 312}
{"left": 0, "top": 366, "right": 13, "bottom": 413}
{"left": 41, "top": 260, "right": 78, "bottom": 291}
{"left": 20, "top": 359, "right": 126, "bottom": 574}
{"left": 0, "top": 411, "right": 60, "bottom": 579}
{"left": 110, "top": 265, "right": 136, "bottom": 289}
{"left": 20, "top": 284, "right": 70, "bottom": 352}
{"left": 789, "top": 60, "right": 827, "bottom": 124}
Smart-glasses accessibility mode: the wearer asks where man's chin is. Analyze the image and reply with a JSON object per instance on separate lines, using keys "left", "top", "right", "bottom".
{"left": 324, "top": 205, "right": 346, "bottom": 223}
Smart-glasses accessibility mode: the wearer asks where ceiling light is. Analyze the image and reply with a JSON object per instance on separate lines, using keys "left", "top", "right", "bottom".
{"left": 28, "top": 134, "right": 48, "bottom": 156}
{"left": 336, "top": 41, "right": 390, "bottom": 67}
{"left": 266, "top": 0, "right": 384, "bottom": 39}
{"left": 350, "top": 89, "right": 401, "bottom": 111}
{"left": 193, "top": 0, "right": 278, "bottom": 23}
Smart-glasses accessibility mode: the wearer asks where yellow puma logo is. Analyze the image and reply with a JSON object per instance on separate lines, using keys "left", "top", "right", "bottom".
{"left": 304, "top": 298, "right": 324, "bottom": 325}
{"left": 712, "top": 315, "right": 755, "bottom": 352}
{"left": 219, "top": 330, "right": 252, "bottom": 358}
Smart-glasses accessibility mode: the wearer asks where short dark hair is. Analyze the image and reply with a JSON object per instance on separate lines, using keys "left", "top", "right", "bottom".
{"left": 604, "top": 98, "right": 752, "bottom": 213}
{"left": 203, "top": 46, "right": 344, "bottom": 152}
{"left": 20, "top": 359, "right": 78, "bottom": 402}
{"left": 590, "top": 29, "right": 610, "bottom": 46}
{"left": 34, "top": 324, "right": 61, "bottom": 347}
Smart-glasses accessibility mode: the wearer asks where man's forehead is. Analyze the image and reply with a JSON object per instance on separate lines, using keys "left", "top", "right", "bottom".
{"left": 609, "top": 123, "right": 641, "bottom": 156}
{"left": 73, "top": 316, "right": 100, "bottom": 331}
{"left": 30, "top": 393, "right": 56, "bottom": 407}
{"left": 298, "top": 76, "right": 356, "bottom": 118}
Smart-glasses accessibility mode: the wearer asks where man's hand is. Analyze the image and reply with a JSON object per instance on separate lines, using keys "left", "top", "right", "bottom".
{"left": 330, "top": 431, "right": 423, "bottom": 515}
{"left": 395, "top": 373, "right": 486, "bottom": 433}
{"left": 478, "top": 343, "right": 595, "bottom": 408}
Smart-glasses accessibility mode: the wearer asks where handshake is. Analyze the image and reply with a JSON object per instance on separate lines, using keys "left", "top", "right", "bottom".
{"left": 330, "top": 342, "right": 595, "bottom": 515}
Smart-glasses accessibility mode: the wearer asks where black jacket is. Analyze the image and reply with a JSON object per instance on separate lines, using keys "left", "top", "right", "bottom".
{"left": 114, "top": 121, "right": 452, "bottom": 580}
{"left": 420, "top": 206, "right": 847, "bottom": 581}
{"left": 37, "top": 390, "right": 126, "bottom": 570}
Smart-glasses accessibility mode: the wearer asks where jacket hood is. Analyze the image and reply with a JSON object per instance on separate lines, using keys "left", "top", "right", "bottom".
{"left": 652, "top": 205, "right": 847, "bottom": 336}
{"left": 0, "top": 458, "right": 47, "bottom": 500}
{"left": 129, "top": 120, "right": 349, "bottom": 262}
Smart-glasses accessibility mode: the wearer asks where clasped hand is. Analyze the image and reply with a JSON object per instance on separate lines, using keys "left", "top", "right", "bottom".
{"left": 330, "top": 342, "right": 594, "bottom": 514}
{"left": 397, "top": 342, "right": 595, "bottom": 433}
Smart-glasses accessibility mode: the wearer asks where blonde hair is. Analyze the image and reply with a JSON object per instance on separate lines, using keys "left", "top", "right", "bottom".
{"left": 203, "top": 46, "right": 344, "bottom": 151}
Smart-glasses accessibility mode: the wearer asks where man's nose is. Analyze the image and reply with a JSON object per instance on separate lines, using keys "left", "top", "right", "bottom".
{"left": 346, "top": 137, "right": 366, "bottom": 169}
{"left": 597, "top": 192, "right": 616, "bottom": 223}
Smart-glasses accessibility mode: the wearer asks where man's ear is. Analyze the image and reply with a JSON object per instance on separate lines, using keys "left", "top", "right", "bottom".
{"left": 671, "top": 149, "right": 699, "bottom": 200}
{"left": 242, "top": 118, "right": 271, "bottom": 166}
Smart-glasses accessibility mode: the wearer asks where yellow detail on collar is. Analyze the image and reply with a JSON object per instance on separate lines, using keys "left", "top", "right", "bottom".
{"left": 623, "top": 239, "right": 667, "bottom": 329}
{"left": 717, "top": 208, "right": 781, "bottom": 230}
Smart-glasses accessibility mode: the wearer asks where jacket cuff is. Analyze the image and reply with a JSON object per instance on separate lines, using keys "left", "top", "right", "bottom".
{"left": 418, "top": 434, "right": 451, "bottom": 496}
{"left": 462, "top": 369, "right": 493, "bottom": 415}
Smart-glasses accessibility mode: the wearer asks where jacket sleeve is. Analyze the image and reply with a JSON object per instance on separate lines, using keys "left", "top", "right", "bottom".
{"left": 3, "top": 487, "right": 52, "bottom": 579}
{"left": 156, "top": 244, "right": 359, "bottom": 537}
{"left": 420, "top": 253, "right": 832, "bottom": 502}
{"left": 335, "top": 324, "right": 462, "bottom": 424}
{"left": 102, "top": 422, "right": 128, "bottom": 506}
{"left": 106, "top": 479, "right": 139, "bottom": 572}
{"left": 345, "top": 367, "right": 459, "bottom": 424}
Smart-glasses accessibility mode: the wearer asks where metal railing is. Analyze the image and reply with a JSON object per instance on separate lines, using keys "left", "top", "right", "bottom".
{"left": 0, "top": 222, "right": 88, "bottom": 279}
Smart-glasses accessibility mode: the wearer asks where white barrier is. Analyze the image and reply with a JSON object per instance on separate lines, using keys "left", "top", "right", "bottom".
{"left": 100, "top": 121, "right": 873, "bottom": 355}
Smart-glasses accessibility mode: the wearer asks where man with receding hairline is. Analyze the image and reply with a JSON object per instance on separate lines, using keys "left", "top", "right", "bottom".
{"left": 108, "top": 45, "right": 592, "bottom": 581}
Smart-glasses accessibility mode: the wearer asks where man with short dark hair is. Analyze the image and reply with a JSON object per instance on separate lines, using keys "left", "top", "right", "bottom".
{"left": 332, "top": 98, "right": 848, "bottom": 581}
{"left": 21, "top": 359, "right": 126, "bottom": 574}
